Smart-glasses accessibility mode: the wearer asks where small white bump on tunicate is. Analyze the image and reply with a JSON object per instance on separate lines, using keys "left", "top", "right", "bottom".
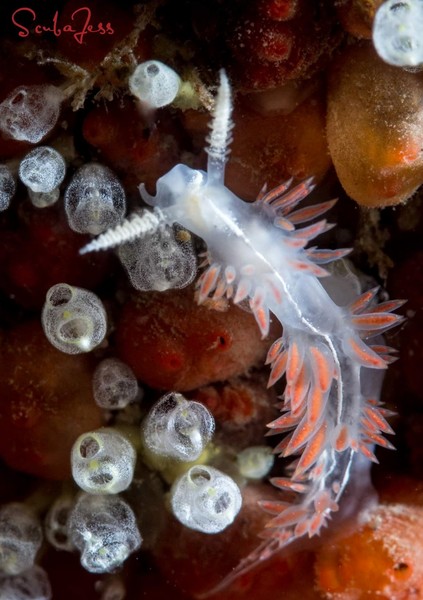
{"left": 129, "top": 61, "right": 181, "bottom": 108}
{"left": 373, "top": 0, "right": 423, "bottom": 67}
{"left": 71, "top": 428, "right": 136, "bottom": 494}
{"left": 19, "top": 147, "right": 66, "bottom": 194}
{"left": 117, "top": 225, "right": 197, "bottom": 292}
{"left": 0, "top": 504, "right": 42, "bottom": 576}
{"left": 142, "top": 392, "right": 215, "bottom": 462}
{"left": 237, "top": 446, "right": 274, "bottom": 479}
{"left": 0, "top": 85, "right": 62, "bottom": 143}
{"left": 170, "top": 465, "right": 242, "bottom": 533}
{"left": 69, "top": 494, "right": 142, "bottom": 574}
{"left": 0, "top": 565, "right": 51, "bottom": 600}
{"left": 93, "top": 358, "right": 139, "bottom": 410}
{"left": 0, "top": 165, "right": 15, "bottom": 211}
{"left": 65, "top": 163, "right": 126, "bottom": 235}
{"left": 44, "top": 495, "right": 75, "bottom": 552}
{"left": 42, "top": 283, "right": 107, "bottom": 354}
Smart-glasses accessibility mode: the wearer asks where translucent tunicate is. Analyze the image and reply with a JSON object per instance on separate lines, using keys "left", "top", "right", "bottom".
{"left": 117, "top": 225, "right": 197, "bottom": 292}
{"left": 0, "top": 165, "right": 15, "bottom": 211}
{"left": 44, "top": 495, "right": 75, "bottom": 552}
{"left": 69, "top": 494, "right": 142, "bottom": 573}
{"left": 237, "top": 446, "right": 274, "bottom": 479}
{"left": 373, "top": 0, "right": 423, "bottom": 67}
{"left": 0, "top": 85, "right": 62, "bottom": 143}
{"left": 96, "top": 576, "right": 126, "bottom": 600}
{"left": 19, "top": 147, "right": 66, "bottom": 193}
{"left": 129, "top": 61, "right": 181, "bottom": 108}
{"left": 93, "top": 358, "right": 139, "bottom": 410}
{"left": 42, "top": 283, "right": 107, "bottom": 354}
{"left": 71, "top": 428, "right": 136, "bottom": 494}
{"left": 142, "top": 392, "right": 215, "bottom": 462}
{"left": 170, "top": 465, "right": 242, "bottom": 533}
{"left": 64, "top": 163, "right": 126, "bottom": 235}
{"left": 0, "top": 504, "right": 42, "bottom": 576}
{"left": 28, "top": 188, "right": 60, "bottom": 208}
{"left": 0, "top": 566, "right": 51, "bottom": 600}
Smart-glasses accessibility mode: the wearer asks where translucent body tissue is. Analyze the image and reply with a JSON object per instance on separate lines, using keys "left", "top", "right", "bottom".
{"left": 170, "top": 465, "right": 242, "bottom": 533}
{"left": 0, "top": 566, "right": 51, "bottom": 600}
{"left": 118, "top": 225, "right": 197, "bottom": 292}
{"left": 19, "top": 147, "right": 65, "bottom": 199}
{"left": 129, "top": 61, "right": 181, "bottom": 108}
{"left": 65, "top": 163, "right": 126, "bottom": 235}
{"left": 0, "top": 165, "right": 15, "bottom": 211}
{"left": 93, "top": 358, "right": 139, "bottom": 410}
{"left": 45, "top": 496, "right": 75, "bottom": 552}
{"left": 373, "top": 0, "right": 423, "bottom": 67}
{"left": 0, "top": 504, "right": 42, "bottom": 576}
{"left": 42, "top": 283, "right": 107, "bottom": 354}
{"left": 142, "top": 392, "right": 215, "bottom": 462}
{"left": 0, "top": 85, "right": 62, "bottom": 143}
{"left": 237, "top": 445, "right": 274, "bottom": 479}
{"left": 69, "top": 494, "right": 142, "bottom": 573}
{"left": 71, "top": 428, "right": 136, "bottom": 494}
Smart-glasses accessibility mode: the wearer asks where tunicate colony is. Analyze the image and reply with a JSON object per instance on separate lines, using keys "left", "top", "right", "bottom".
{"left": 0, "top": 83, "right": 246, "bottom": 580}
{"left": 0, "top": 24, "right": 415, "bottom": 594}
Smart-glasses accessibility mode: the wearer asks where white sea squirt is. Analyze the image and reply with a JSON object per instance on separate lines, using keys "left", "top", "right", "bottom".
{"left": 71, "top": 428, "right": 136, "bottom": 494}
{"left": 373, "top": 0, "right": 423, "bottom": 67}
{"left": 19, "top": 146, "right": 66, "bottom": 208}
{"left": 79, "top": 70, "right": 404, "bottom": 585}
{"left": 170, "top": 465, "right": 242, "bottom": 534}
{"left": 0, "top": 503, "right": 42, "bottom": 576}
{"left": 68, "top": 493, "right": 141, "bottom": 574}
{"left": 42, "top": 283, "right": 107, "bottom": 354}
{"left": 141, "top": 392, "right": 215, "bottom": 462}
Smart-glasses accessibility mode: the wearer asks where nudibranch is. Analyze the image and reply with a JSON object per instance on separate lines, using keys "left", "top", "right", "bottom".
{"left": 80, "top": 70, "right": 404, "bottom": 586}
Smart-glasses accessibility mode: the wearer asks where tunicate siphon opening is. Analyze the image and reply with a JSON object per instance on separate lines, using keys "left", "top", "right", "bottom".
{"left": 189, "top": 466, "right": 212, "bottom": 486}
{"left": 79, "top": 436, "right": 100, "bottom": 459}
{"left": 147, "top": 63, "right": 160, "bottom": 76}
{"left": 47, "top": 284, "right": 73, "bottom": 308}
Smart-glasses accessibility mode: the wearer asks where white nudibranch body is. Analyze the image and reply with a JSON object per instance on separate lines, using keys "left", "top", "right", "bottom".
{"left": 42, "top": 283, "right": 107, "bottom": 354}
{"left": 141, "top": 392, "right": 215, "bottom": 462}
{"left": 129, "top": 60, "right": 181, "bottom": 108}
{"left": 373, "top": 0, "right": 423, "bottom": 67}
{"left": 170, "top": 465, "right": 242, "bottom": 534}
{"left": 71, "top": 428, "right": 136, "bottom": 494}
